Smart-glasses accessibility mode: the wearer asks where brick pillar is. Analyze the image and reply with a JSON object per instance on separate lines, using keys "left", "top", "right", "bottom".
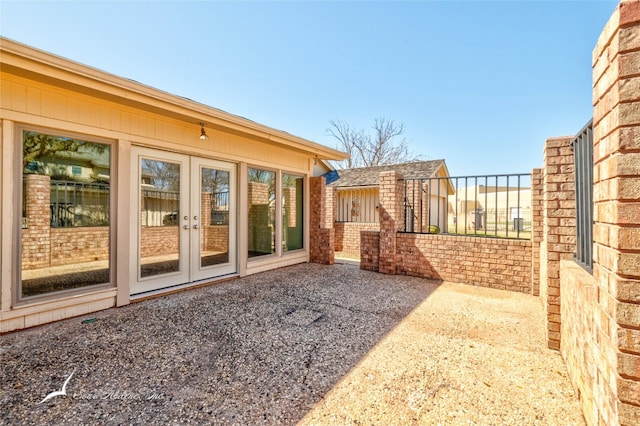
{"left": 325, "top": 185, "right": 336, "bottom": 229}
{"left": 378, "top": 171, "right": 404, "bottom": 274}
{"left": 531, "top": 168, "right": 543, "bottom": 296}
{"left": 592, "top": 2, "right": 640, "bottom": 423}
{"left": 309, "top": 176, "right": 334, "bottom": 265}
{"left": 21, "top": 174, "right": 51, "bottom": 270}
{"left": 541, "top": 137, "right": 576, "bottom": 350}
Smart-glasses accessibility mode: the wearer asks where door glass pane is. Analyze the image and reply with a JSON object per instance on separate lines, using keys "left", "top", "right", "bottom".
{"left": 282, "top": 174, "right": 303, "bottom": 252}
{"left": 139, "top": 159, "right": 181, "bottom": 277}
{"left": 21, "top": 131, "right": 110, "bottom": 298}
{"left": 248, "top": 168, "right": 275, "bottom": 258}
{"left": 201, "top": 167, "right": 230, "bottom": 267}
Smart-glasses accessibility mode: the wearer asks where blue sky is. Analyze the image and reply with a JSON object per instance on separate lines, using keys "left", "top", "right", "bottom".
{"left": 1, "top": 0, "right": 618, "bottom": 176}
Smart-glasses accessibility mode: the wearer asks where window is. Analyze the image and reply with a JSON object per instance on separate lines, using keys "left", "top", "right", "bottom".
{"left": 282, "top": 174, "right": 304, "bottom": 251}
{"left": 571, "top": 120, "right": 594, "bottom": 271}
{"left": 21, "top": 130, "right": 111, "bottom": 298}
{"left": 248, "top": 168, "right": 276, "bottom": 257}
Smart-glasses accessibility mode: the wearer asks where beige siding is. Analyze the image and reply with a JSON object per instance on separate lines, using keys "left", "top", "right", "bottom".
{"left": 0, "top": 39, "right": 346, "bottom": 332}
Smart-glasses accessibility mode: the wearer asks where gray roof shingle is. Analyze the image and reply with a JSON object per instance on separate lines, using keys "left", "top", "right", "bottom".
{"left": 325, "top": 160, "right": 446, "bottom": 187}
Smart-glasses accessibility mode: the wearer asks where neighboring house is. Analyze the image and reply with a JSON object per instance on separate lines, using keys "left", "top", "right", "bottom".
{"left": 0, "top": 37, "right": 347, "bottom": 332}
{"left": 325, "top": 160, "right": 453, "bottom": 254}
{"left": 448, "top": 184, "right": 532, "bottom": 232}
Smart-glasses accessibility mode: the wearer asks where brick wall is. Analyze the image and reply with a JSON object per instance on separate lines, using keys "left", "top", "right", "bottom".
{"left": 140, "top": 227, "right": 180, "bottom": 257}
{"left": 591, "top": 2, "right": 640, "bottom": 424}
{"left": 309, "top": 176, "right": 334, "bottom": 265}
{"left": 334, "top": 222, "right": 380, "bottom": 254}
{"left": 50, "top": 227, "right": 109, "bottom": 266}
{"left": 554, "top": 2, "right": 640, "bottom": 425}
{"left": 360, "top": 230, "right": 380, "bottom": 271}
{"left": 202, "top": 225, "right": 229, "bottom": 253}
{"left": 541, "top": 136, "right": 576, "bottom": 350}
{"left": 560, "top": 260, "right": 607, "bottom": 426}
{"left": 359, "top": 169, "right": 533, "bottom": 293}
{"left": 396, "top": 233, "right": 532, "bottom": 293}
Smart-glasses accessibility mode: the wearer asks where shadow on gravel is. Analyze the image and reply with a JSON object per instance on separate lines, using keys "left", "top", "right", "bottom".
{"left": 0, "top": 263, "right": 440, "bottom": 425}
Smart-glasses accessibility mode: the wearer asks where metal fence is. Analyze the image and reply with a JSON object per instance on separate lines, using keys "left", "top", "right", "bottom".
{"left": 141, "top": 189, "right": 180, "bottom": 227}
{"left": 50, "top": 180, "right": 110, "bottom": 228}
{"left": 335, "top": 187, "right": 379, "bottom": 223}
{"left": 206, "top": 191, "right": 230, "bottom": 225}
{"left": 571, "top": 119, "right": 594, "bottom": 271}
{"left": 403, "top": 174, "right": 532, "bottom": 239}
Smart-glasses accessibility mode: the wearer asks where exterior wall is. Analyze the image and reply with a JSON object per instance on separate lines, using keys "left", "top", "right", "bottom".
{"left": 396, "top": 234, "right": 532, "bottom": 293}
{"left": 549, "top": 3, "right": 640, "bottom": 425}
{"left": 590, "top": 2, "right": 640, "bottom": 424}
{"left": 560, "top": 260, "right": 606, "bottom": 426}
{"left": 334, "top": 222, "right": 380, "bottom": 254}
{"left": 541, "top": 136, "right": 576, "bottom": 350}
{"left": 1, "top": 39, "right": 345, "bottom": 333}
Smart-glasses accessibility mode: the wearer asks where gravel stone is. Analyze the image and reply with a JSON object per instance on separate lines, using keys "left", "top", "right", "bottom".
{"left": 0, "top": 263, "right": 583, "bottom": 425}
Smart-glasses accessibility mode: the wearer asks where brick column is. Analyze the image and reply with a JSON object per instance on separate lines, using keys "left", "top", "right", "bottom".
{"left": 309, "top": 176, "right": 334, "bottom": 265}
{"left": 531, "top": 168, "right": 543, "bottom": 296}
{"left": 325, "top": 185, "right": 336, "bottom": 229}
{"left": 21, "top": 174, "right": 51, "bottom": 270}
{"left": 592, "top": 2, "right": 640, "bottom": 423}
{"left": 378, "top": 171, "right": 404, "bottom": 274}
{"left": 541, "top": 137, "right": 576, "bottom": 350}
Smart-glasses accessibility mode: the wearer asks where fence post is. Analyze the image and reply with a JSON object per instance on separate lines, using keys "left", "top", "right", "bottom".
{"left": 378, "top": 171, "right": 404, "bottom": 274}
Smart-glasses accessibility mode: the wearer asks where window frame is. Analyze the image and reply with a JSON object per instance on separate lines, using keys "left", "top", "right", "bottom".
{"left": 15, "top": 125, "right": 116, "bottom": 305}
{"left": 246, "top": 166, "right": 306, "bottom": 262}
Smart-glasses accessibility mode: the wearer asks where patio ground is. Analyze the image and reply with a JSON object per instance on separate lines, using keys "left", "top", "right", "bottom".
{"left": 0, "top": 263, "right": 583, "bottom": 425}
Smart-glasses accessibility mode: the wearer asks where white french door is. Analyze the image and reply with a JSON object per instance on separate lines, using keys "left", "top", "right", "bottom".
{"left": 130, "top": 147, "right": 236, "bottom": 295}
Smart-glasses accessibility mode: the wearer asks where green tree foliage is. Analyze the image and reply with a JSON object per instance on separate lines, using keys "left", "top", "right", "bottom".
{"left": 23, "top": 131, "right": 106, "bottom": 172}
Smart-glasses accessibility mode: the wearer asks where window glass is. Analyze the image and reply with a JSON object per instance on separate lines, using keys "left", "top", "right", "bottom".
{"left": 282, "top": 174, "right": 303, "bottom": 251}
{"left": 139, "top": 159, "right": 181, "bottom": 277}
{"left": 21, "top": 131, "right": 111, "bottom": 298}
{"left": 248, "top": 168, "right": 275, "bottom": 257}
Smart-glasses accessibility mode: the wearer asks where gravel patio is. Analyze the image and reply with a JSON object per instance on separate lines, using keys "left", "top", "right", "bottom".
{"left": 1, "top": 263, "right": 583, "bottom": 425}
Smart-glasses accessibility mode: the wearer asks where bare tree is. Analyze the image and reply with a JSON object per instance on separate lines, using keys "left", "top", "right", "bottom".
{"left": 327, "top": 117, "right": 420, "bottom": 169}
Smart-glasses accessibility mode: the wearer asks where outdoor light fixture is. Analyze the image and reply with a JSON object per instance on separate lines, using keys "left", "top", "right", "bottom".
{"left": 199, "top": 122, "right": 209, "bottom": 141}
{"left": 314, "top": 155, "right": 319, "bottom": 165}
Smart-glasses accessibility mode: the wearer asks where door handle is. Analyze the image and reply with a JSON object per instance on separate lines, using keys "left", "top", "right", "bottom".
{"left": 193, "top": 224, "right": 200, "bottom": 229}
{"left": 183, "top": 225, "right": 189, "bottom": 230}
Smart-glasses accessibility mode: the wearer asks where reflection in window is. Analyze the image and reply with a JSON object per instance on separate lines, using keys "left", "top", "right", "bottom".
{"left": 201, "top": 167, "right": 230, "bottom": 267}
{"left": 282, "top": 174, "right": 303, "bottom": 252}
{"left": 21, "top": 131, "right": 110, "bottom": 298}
{"left": 248, "top": 168, "right": 276, "bottom": 257}
{"left": 139, "top": 159, "right": 181, "bottom": 277}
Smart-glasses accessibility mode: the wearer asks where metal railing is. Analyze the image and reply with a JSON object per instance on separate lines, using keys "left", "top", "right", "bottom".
{"left": 403, "top": 174, "right": 532, "bottom": 239}
{"left": 335, "top": 187, "right": 380, "bottom": 223}
{"left": 50, "top": 180, "right": 110, "bottom": 228}
{"left": 206, "top": 191, "right": 230, "bottom": 225}
{"left": 571, "top": 119, "right": 594, "bottom": 271}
